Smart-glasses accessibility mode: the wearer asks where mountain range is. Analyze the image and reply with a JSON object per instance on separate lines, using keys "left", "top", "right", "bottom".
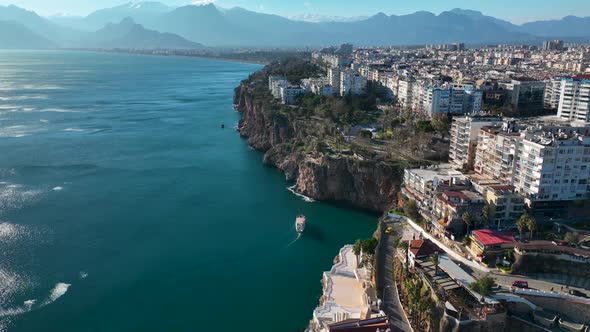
{"left": 1, "top": 2, "right": 590, "bottom": 49}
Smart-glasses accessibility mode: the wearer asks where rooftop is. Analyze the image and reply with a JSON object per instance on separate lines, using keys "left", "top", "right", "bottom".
{"left": 472, "top": 229, "right": 515, "bottom": 247}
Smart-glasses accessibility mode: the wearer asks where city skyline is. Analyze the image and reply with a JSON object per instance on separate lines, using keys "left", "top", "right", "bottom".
{"left": 1, "top": 0, "right": 590, "bottom": 24}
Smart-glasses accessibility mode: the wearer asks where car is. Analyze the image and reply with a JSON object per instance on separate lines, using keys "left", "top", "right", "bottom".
{"left": 385, "top": 227, "right": 393, "bottom": 234}
{"left": 569, "top": 289, "right": 588, "bottom": 298}
{"left": 512, "top": 280, "right": 529, "bottom": 289}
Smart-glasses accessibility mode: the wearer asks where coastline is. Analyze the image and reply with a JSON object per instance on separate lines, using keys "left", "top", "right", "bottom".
{"left": 56, "top": 48, "right": 272, "bottom": 65}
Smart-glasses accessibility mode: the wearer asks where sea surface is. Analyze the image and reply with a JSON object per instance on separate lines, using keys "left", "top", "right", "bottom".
{"left": 0, "top": 50, "right": 376, "bottom": 332}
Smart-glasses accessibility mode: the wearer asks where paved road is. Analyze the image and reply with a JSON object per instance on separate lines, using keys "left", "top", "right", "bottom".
{"left": 376, "top": 219, "right": 412, "bottom": 332}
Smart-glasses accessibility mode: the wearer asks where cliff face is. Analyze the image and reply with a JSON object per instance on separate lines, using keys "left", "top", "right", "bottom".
{"left": 234, "top": 84, "right": 402, "bottom": 213}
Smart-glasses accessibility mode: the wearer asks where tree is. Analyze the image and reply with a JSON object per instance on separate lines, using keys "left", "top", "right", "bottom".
{"left": 399, "top": 241, "right": 410, "bottom": 272}
{"left": 470, "top": 275, "right": 495, "bottom": 297}
{"left": 353, "top": 239, "right": 362, "bottom": 266}
{"left": 462, "top": 211, "right": 473, "bottom": 235}
{"left": 482, "top": 204, "right": 491, "bottom": 227}
{"left": 516, "top": 213, "right": 531, "bottom": 240}
{"left": 564, "top": 232, "right": 580, "bottom": 245}
{"left": 404, "top": 199, "right": 420, "bottom": 221}
{"left": 526, "top": 216, "right": 537, "bottom": 240}
{"left": 430, "top": 251, "right": 440, "bottom": 276}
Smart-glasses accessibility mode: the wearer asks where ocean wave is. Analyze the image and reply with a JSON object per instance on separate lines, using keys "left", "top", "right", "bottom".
{"left": 0, "top": 282, "right": 71, "bottom": 318}
{"left": 287, "top": 185, "right": 316, "bottom": 203}
{"left": 0, "top": 222, "right": 29, "bottom": 242}
{"left": 0, "top": 125, "right": 44, "bottom": 138}
{"left": 62, "top": 128, "right": 85, "bottom": 132}
{"left": 0, "top": 182, "right": 43, "bottom": 216}
{"left": 52, "top": 186, "right": 64, "bottom": 191}
{"left": 0, "top": 95, "right": 48, "bottom": 101}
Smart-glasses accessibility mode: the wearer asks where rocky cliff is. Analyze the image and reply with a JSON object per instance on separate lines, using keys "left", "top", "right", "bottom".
{"left": 234, "top": 82, "right": 402, "bottom": 213}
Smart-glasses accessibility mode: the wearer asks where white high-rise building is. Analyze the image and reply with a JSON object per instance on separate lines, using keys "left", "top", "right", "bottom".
{"left": 449, "top": 116, "right": 503, "bottom": 170}
{"left": 557, "top": 75, "right": 590, "bottom": 124}
{"left": 544, "top": 79, "right": 562, "bottom": 109}
{"left": 397, "top": 78, "right": 414, "bottom": 109}
{"left": 340, "top": 70, "right": 367, "bottom": 96}
{"left": 327, "top": 67, "right": 341, "bottom": 95}
{"left": 514, "top": 128, "right": 590, "bottom": 203}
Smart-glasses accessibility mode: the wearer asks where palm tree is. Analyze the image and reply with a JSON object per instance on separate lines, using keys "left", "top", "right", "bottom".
{"left": 353, "top": 239, "right": 362, "bottom": 266}
{"left": 516, "top": 213, "right": 531, "bottom": 241}
{"left": 430, "top": 251, "right": 440, "bottom": 276}
{"left": 526, "top": 216, "right": 537, "bottom": 240}
{"left": 482, "top": 204, "right": 491, "bottom": 227}
{"left": 462, "top": 211, "right": 473, "bottom": 235}
{"left": 399, "top": 241, "right": 410, "bottom": 271}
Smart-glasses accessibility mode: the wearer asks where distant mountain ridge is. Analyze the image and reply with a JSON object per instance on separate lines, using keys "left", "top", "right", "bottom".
{"left": 3, "top": 2, "right": 590, "bottom": 48}
{"left": 82, "top": 17, "right": 203, "bottom": 49}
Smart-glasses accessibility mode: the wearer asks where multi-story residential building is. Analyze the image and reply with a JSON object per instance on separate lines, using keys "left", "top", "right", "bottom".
{"left": 503, "top": 78, "right": 546, "bottom": 114}
{"left": 557, "top": 75, "right": 590, "bottom": 124}
{"left": 397, "top": 78, "right": 414, "bottom": 109}
{"left": 268, "top": 76, "right": 288, "bottom": 99}
{"left": 542, "top": 40, "right": 564, "bottom": 51}
{"left": 327, "top": 67, "right": 341, "bottom": 95}
{"left": 513, "top": 128, "right": 590, "bottom": 204}
{"left": 279, "top": 86, "right": 305, "bottom": 105}
{"left": 340, "top": 70, "right": 367, "bottom": 96}
{"left": 431, "top": 190, "right": 484, "bottom": 237}
{"left": 474, "top": 121, "right": 522, "bottom": 184}
{"left": 544, "top": 79, "right": 562, "bottom": 110}
{"left": 449, "top": 116, "right": 503, "bottom": 170}
{"left": 421, "top": 84, "right": 482, "bottom": 116}
{"left": 402, "top": 164, "right": 467, "bottom": 211}
{"left": 483, "top": 185, "right": 525, "bottom": 229}
{"left": 422, "top": 87, "right": 450, "bottom": 115}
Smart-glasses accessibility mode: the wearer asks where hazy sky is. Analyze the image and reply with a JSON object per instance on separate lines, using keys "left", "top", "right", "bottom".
{"left": 2, "top": 0, "right": 590, "bottom": 23}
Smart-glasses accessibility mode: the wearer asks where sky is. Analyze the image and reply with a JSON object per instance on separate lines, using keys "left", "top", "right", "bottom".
{"left": 2, "top": 0, "right": 590, "bottom": 23}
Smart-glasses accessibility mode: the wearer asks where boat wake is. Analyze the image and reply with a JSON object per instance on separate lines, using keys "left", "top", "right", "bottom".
{"left": 286, "top": 233, "right": 302, "bottom": 247}
{"left": 0, "top": 282, "right": 71, "bottom": 318}
{"left": 287, "top": 185, "right": 315, "bottom": 202}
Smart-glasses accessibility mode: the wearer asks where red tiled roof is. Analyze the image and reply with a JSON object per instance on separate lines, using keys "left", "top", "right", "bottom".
{"left": 410, "top": 239, "right": 441, "bottom": 258}
{"left": 572, "top": 74, "right": 590, "bottom": 80}
{"left": 472, "top": 229, "right": 515, "bottom": 246}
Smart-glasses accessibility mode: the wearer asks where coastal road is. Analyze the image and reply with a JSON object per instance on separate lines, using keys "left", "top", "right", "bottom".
{"left": 376, "top": 219, "right": 412, "bottom": 332}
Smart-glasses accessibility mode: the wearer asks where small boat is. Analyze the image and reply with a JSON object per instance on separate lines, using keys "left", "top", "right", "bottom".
{"left": 296, "top": 214, "right": 306, "bottom": 233}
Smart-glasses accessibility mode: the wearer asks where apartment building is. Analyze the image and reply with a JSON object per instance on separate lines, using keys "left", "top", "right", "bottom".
{"left": 327, "top": 67, "right": 341, "bottom": 95}
{"left": 402, "top": 164, "right": 467, "bottom": 210}
{"left": 340, "top": 70, "right": 367, "bottom": 96}
{"left": 513, "top": 128, "right": 590, "bottom": 204}
{"left": 483, "top": 185, "right": 525, "bottom": 228}
{"left": 397, "top": 78, "right": 414, "bottom": 109}
{"left": 544, "top": 79, "right": 561, "bottom": 109}
{"left": 503, "top": 78, "right": 546, "bottom": 114}
{"left": 268, "top": 76, "right": 288, "bottom": 99}
{"left": 474, "top": 121, "right": 522, "bottom": 184}
{"left": 279, "top": 86, "right": 305, "bottom": 105}
{"left": 449, "top": 116, "right": 503, "bottom": 170}
{"left": 557, "top": 75, "right": 590, "bottom": 123}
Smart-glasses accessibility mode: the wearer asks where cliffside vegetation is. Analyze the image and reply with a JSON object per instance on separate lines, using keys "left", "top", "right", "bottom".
{"left": 234, "top": 56, "right": 450, "bottom": 212}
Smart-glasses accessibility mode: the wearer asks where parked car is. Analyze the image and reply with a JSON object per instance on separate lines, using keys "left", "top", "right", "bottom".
{"left": 569, "top": 289, "right": 588, "bottom": 298}
{"left": 512, "top": 280, "right": 529, "bottom": 289}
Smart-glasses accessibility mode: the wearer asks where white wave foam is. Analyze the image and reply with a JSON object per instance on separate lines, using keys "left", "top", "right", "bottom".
{"left": 52, "top": 186, "right": 63, "bottom": 191}
{"left": 0, "top": 95, "right": 48, "bottom": 101}
{"left": 39, "top": 119, "right": 49, "bottom": 123}
{"left": 62, "top": 128, "right": 84, "bottom": 132}
{"left": 0, "top": 269, "right": 33, "bottom": 308}
{"left": 0, "top": 125, "right": 43, "bottom": 138}
{"left": 79, "top": 271, "right": 88, "bottom": 279}
{"left": 287, "top": 185, "right": 315, "bottom": 202}
{"left": 0, "top": 182, "right": 44, "bottom": 215}
{"left": 46, "top": 283, "right": 70, "bottom": 303}
{"left": 0, "top": 222, "right": 28, "bottom": 242}
{"left": 39, "top": 108, "right": 79, "bottom": 113}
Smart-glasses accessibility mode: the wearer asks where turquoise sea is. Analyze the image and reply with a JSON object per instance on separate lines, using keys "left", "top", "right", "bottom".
{"left": 0, "top": 50, "right": 376, "bottom": 331}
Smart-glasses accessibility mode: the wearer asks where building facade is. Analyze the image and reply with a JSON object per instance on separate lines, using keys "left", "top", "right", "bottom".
{"left": 557, "top": 75, "right": 590, "bottom": 124}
